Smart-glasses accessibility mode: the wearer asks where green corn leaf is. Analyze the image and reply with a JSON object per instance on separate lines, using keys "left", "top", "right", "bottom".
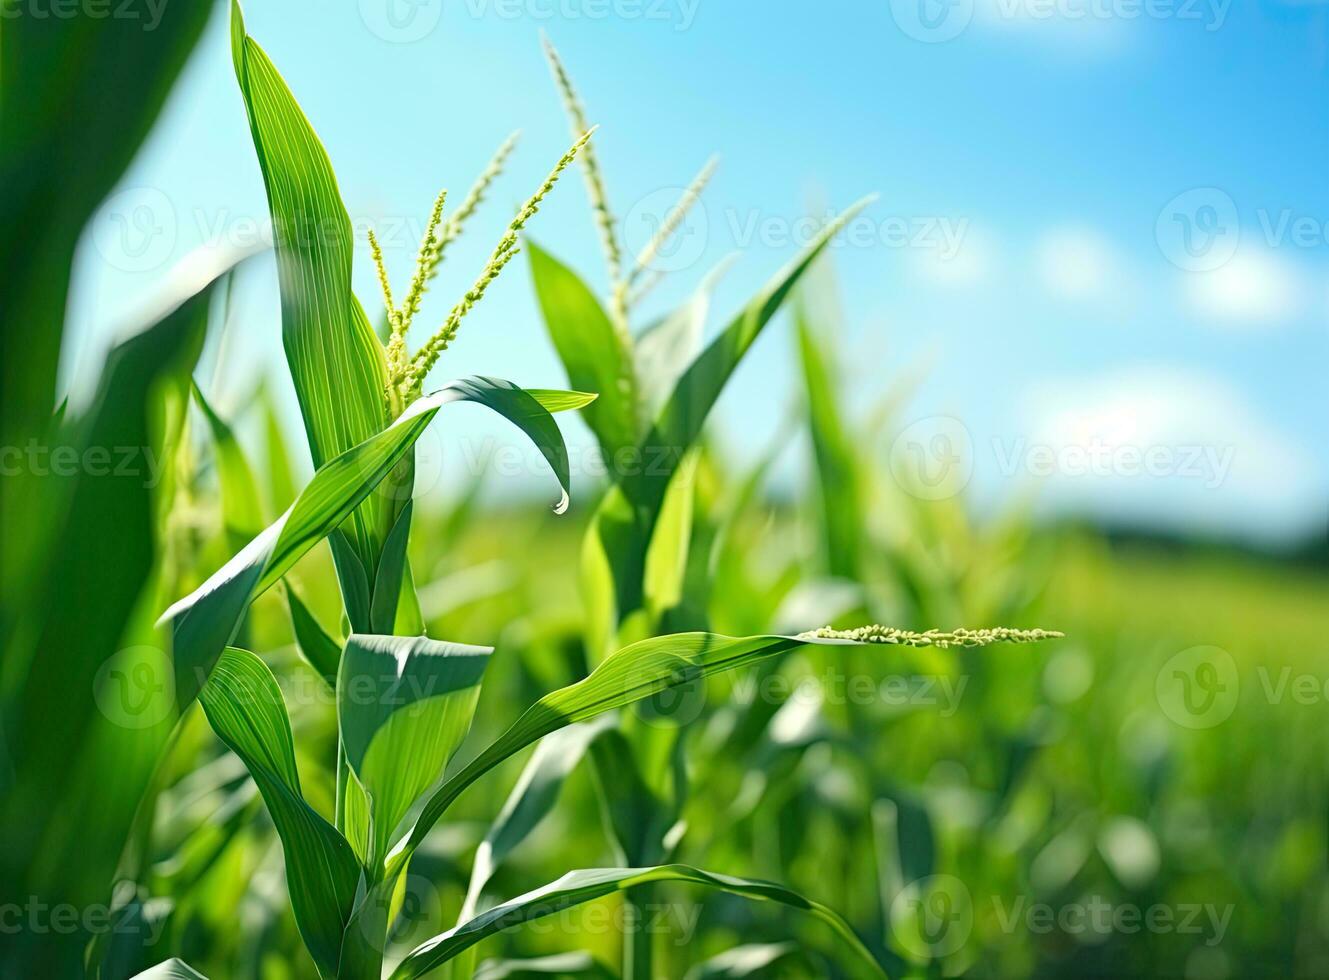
{"left": 387, "top": 631, "right": 858, "bottom": 879}
{"left": 389, "top": 864, "right": 886, "bottom": 979}
{"left": 0, "top": 0, "right": 210, "bottom": 506}
{"left": 370, "top": 500, "right": 416, "bottom": 635}
{"left": 587, "top": 726, "right": 675, "bottom": 866}
{"left": 230, "top": 0, "right": 395, "bottom": 587}
{"left": 526, "top": 388, "right": 600, "bottom": 414}
{"left": 198, "top": 647, "right": 361, "bottom": 979}
{"left": 286, "top": 585, "right": 343, "bottom": 688}
{"left": 528, "top": 239, "right": 641, "bottom": 460}
{"left": 683, "top": 943, "right": 799, "bottom": 980}
{"left": 192, "top": 380, "right": 265, "bottom": 545}
{"left": 633, "top": 256, "right": 733, "bottom": 417}
{"left": 160, "top": 377, "right": 579, "bottom": 711}
{"left": 642, "top": 449, "right": 699, "bottom": 622}
{"left": 585, "top": 197, "right": 876, "bottom": 639}
{"left": 260, "top": 383, "right": 299, "bottom": 514}
{"left": 338, "top": 634, "right": 492, "bottom": 867}
{"left": 474, "top": 953, "right": 616, "bottom": 979}
{"left": 795, "top": 256, "right": 864, "bottom": 580}
{"left": 0, "top": 257, "right": 229, "bottom": 977}
{"left": 129, "top": 960, "right": 209, "bottom": 980}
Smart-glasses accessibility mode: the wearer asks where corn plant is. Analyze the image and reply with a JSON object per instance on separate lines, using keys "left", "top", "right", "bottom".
{"left": 97, "top": 6, "right": 1062, "bottom": 978}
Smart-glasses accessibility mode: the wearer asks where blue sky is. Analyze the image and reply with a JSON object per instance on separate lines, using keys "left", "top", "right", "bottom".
{"left": 70, "top": 0, "right": 1329, "bottom": 543}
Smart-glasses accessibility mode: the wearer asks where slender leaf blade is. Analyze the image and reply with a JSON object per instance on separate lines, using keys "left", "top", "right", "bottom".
{"left": 390, "top": 864, "right": 886, "bottom": 979}
{"left": 198, "top": 647, "right": 361, "bottom": 978}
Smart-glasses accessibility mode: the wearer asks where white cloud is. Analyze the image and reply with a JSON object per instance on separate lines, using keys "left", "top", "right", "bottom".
{"left": 1005, "top": 367, "right": 1324, "bottom": 542}
{"left": 1184, "top": 247, "right": 1308, "bottom": 327}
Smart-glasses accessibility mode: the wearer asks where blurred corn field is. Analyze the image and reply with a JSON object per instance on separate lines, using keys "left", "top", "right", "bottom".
{"left": 2, "top": 3, "right": 1327, "bottom": 979}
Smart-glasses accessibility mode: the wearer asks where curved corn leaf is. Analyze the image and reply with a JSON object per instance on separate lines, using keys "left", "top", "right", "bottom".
{"left": 526, "top": 388, "right": 600, "bottom": 414}
{"left": 286, "top": 585, "right": 342, "bottom": 688}
{"left": 129, "top": 960, "right": 208, "bottom": 980}
{"left": 369, "top": 500, "right": 416, "bottom": 635}
{"left": 586, "top": 196, "right": 876, "bottom": 638}
{"left": 528, "top": 239, "right": 641, "bottom": 460}
{"left": 338, "top": 634, "right": 491, "bottom": 866}
{"left": 389, "top": 864, "right": 885, "bottom": 979}
{"left": 160, "top": 377, "right": 578, "bottom": 710}
{"left": 198, "top": 647, "right": 361, "bottom": 979}
{"left": 388, "top": 632, "right": 857, "bottom": 877}
{"left": 633, "top": 255, "right": 734, "bottom": 417}
{"left": 474, "top": 952, "right": 615, "bottom": 979}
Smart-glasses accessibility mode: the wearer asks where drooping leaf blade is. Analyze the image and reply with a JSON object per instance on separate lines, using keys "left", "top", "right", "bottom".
{"left": 160, "top": 377, "right": 578, "bottom": 710}
{"left": 198, "top": 647, "right": 361, "bottom": 979}
{"left": 389, "top": 865, "right": 886, "bottom": 979}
